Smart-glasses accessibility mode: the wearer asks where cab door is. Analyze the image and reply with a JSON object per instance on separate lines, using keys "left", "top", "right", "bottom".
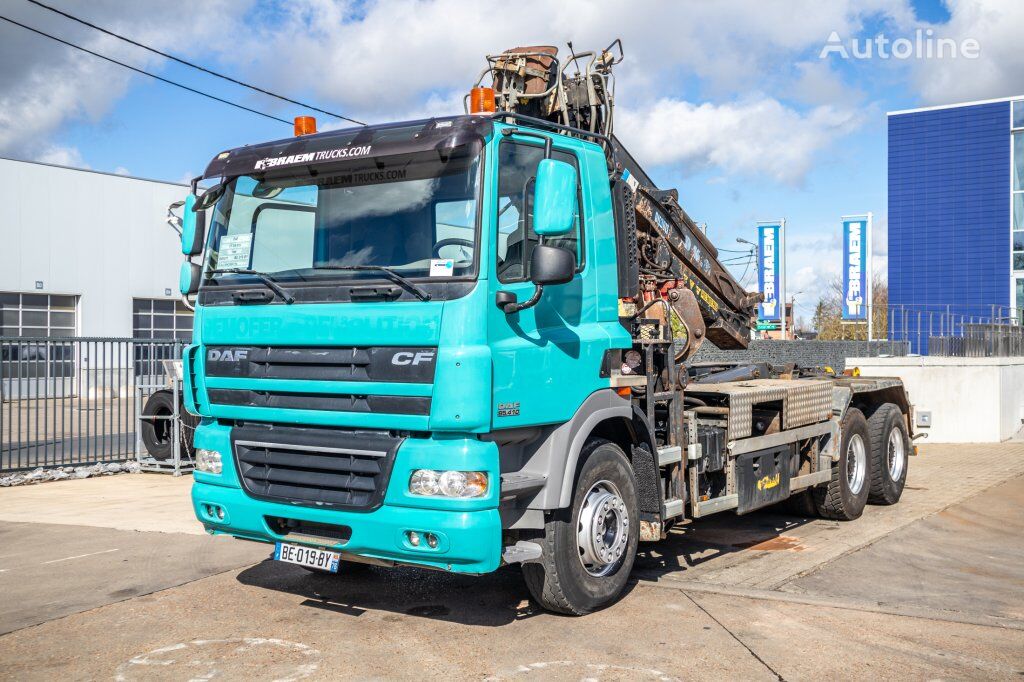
{"left": 486, "top": 135, "right": 604, "bottom": 428}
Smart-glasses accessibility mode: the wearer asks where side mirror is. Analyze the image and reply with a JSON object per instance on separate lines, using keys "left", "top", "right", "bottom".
{"left": 496, "top": 245, "right": 575, "bottom": 315}
{"left": 179, "top": 261, "right": 201, "bottom": 296}
{"left": 533, "top": 159, "right": 577, "bottom": 236}
{"left": 181, "top": 194, "right": 206, "bottom": 256}
{"left": 530, "top": 244, "right": 575, "bottom": 285}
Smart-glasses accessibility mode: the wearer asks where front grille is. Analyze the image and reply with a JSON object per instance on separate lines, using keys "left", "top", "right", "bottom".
{"left": 209, "top": 389, "right": 430, "bottom": 415}
{"left": 232, "top": 423, "right": 401, "bottom": 510}
{"left": 205, "top": 346, "right": 437, "bottom": 383}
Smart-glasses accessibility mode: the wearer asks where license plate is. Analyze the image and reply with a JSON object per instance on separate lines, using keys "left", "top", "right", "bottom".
{"left": 274, "top": 542, "right": 341, "bottom": 573}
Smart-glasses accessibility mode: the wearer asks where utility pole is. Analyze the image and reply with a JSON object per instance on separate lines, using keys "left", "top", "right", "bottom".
{"left": 737, "top": 237, "right": 759, "bottom": 338}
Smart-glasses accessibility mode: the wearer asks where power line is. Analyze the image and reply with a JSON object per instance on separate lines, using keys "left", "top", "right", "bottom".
{"left": 24, "top": 0, "right": 364, "bottom": 126}
{"left": 0, "top": 13, "right": 292, "bottom": 125}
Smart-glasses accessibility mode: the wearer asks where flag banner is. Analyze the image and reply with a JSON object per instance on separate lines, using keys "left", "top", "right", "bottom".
{"left": 757, "top": 224, "right": 782, "bottom": 322}
{"left": 842, "top": 217, "right": 869, "bottom": 320}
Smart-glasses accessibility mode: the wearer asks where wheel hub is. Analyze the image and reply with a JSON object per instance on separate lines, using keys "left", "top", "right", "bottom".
{"left": 577, "top": 481, "right": 629, "bottom": 577}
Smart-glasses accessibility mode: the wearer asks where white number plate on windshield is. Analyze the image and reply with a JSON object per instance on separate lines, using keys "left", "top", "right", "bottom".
{"left": 274, "top": 542, "right": 340, "bottom": 573}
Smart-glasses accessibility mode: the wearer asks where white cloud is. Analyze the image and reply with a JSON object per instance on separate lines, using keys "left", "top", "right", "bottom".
{"left": 0, "top": 1, "right": 250, "bottom": 162}
{"left": 910, "top": 0, "right": 1024, "bottom": 104}
{"left": 227, "top": 1, "right": 911, "bottom": 117}
{"left": 34, "top": 144, "right": 87, "bottom": 168}
{"left": 616, "top": 97, "right": 863, "bottom": 184}
{"left": 790, "top": 61, "right": 864, "bottom": 107}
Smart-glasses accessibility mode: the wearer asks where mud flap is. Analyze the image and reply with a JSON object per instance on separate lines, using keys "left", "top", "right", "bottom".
{"left": 736, "top": 445, "right": 793, "bottom": 514}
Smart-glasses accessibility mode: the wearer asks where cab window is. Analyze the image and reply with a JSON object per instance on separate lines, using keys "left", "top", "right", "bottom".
{"left": 495, "top": 142, "right": 583, "bottom": 283}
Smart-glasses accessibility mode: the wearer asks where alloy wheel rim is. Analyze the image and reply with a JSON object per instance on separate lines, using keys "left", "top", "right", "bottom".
{"left": 577, "top": 480, "right": 630, "bottom": 577}
{"left": 887, "top": 427, "right": 906, "bottom": 480}
{"left": 846, "top": 433, "right": 867, "bottom": 495}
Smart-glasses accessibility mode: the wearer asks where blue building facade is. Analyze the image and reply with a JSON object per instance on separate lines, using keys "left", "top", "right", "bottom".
{"left": 888, "top": 97, "right": 1023, "bottom": 352}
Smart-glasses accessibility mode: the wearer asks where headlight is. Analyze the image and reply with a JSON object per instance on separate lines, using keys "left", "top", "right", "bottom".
{"left": 196, "top": 449, "right": 222, "bottom": 474}
{"left": 408, "top": 469, "right": 487, "bottom": 498}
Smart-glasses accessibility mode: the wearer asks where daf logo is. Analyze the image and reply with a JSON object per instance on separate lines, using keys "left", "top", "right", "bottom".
{"left": 391, "top": 350, "right": 435, "bottom": 366}
{"left": 207, "top": 349, "right": 249, "bottom": 362}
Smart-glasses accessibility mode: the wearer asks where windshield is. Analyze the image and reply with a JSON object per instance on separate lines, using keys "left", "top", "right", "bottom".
{"left": 202, "top": 147, "right": 481, "bottom": 287}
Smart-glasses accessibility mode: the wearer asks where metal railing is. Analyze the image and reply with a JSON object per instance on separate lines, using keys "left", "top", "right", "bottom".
{"left": 885, "top": 304, "right": 1024, "bottom": 356}
{"left": 1, "top": 337, "right": 186, "bottom": 473}
{"left": 817, "top": 304, "right": 1024, "bottom": 357}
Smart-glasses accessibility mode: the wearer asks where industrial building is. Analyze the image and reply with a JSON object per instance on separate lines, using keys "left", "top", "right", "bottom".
{"left": 0, "top": 157, "right": 193, "bottom": 341}
{"left": 887, "top": 95, "right": 1023, "bottom": 351}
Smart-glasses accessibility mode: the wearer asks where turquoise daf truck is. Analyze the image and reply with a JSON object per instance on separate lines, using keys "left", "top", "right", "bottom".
{"left": 176, "top": 43, "right": 913, "bottom": 614}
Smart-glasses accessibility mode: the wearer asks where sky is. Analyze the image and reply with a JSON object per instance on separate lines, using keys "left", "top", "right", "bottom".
{"left": 1, "top": 0, "right": 1022, "bottom": 321}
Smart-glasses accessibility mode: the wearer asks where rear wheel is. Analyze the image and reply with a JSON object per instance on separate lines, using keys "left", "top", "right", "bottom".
{"left": 523, "top": 439, "right": 639, "bottom": 615}
{"left": 813, "top": 408, "right": 871, "bottom": 521}
{"left": 867, "top": 404, "right": 909, "bottom": 505}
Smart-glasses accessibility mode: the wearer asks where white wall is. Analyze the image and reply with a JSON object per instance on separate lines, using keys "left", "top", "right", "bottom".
{"left": 0, "top": 157, "right": 189, "bottom": 337}
{"left": 851, "top": 356, "right": 1024, "bottom": 443}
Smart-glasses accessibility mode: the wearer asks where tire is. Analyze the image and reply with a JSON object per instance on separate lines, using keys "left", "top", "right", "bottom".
{"left": 522, "top": 439, "right": 640, "bottom": 615}
{"left": 813, "top": 408, "right": 871, "bottom": 521}
{"left": 140, "top": 390, "right": 193, "bottom": 461}
{"left": 867, "top": 404, "right": 909, "bottom": 505}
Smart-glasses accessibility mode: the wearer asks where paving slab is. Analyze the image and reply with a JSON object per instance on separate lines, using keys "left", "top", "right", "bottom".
{"left": 634, "top": 443, "right": 1024, "bottom": 591}
{"left": 781, "top": 474, "right": 1024, "bottom": 623}
{"left": 0, "top": 472, "right": 200, "bottom": 534}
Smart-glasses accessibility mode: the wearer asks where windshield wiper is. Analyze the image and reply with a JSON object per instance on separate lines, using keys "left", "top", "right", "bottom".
{"left": 314, "top": 265, "right": 432, "bottom": 302}
{"left": 208, "top": 269, "right": 295, "bottom": 304}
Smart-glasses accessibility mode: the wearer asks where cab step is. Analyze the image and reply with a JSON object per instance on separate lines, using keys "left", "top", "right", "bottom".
{"left": 500, "top": 472, "right": 546, "bottom": 500}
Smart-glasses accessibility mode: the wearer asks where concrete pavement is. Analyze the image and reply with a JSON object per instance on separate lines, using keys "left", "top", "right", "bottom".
{"left": 0, "top": 443, "right": 1021, "bottom": 680}
{"left": 0, "top": 473, "right": 201, "bottom": 534}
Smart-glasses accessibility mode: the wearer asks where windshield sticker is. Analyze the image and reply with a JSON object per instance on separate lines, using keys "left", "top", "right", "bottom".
{"left": 429, "top": 258, "right": 454, "bottom": 277}
{"left": 217, "top": 233, "right": 253, "bottom": 270}
{"left": 253, "top": 145, "right": 373, "bottom": 171}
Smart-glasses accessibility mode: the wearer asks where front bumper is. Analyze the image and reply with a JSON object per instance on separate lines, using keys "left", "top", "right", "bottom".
{"left": 190, "top": 422, "right": 503, "bottom": 574}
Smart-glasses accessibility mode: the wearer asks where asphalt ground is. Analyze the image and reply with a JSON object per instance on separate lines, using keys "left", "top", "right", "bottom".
{"left": 0, "top": 443, "right": 1022, "bottom": 680}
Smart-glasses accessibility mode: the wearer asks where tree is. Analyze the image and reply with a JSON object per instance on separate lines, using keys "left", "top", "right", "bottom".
{"left": 812, "top": 275, "right": 887, "bottom": 340}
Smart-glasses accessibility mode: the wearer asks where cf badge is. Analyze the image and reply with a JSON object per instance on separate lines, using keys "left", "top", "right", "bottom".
{"left": 391, "top": 350, "right": 436, "bottom": 366}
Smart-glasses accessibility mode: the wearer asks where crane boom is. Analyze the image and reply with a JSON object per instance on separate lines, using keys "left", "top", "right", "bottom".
{"left": 472, "top": 42, "right": 760, "bottom": 354}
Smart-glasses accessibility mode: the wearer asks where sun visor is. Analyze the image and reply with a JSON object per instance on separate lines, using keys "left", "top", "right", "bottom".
{"left": 202, "top": 116, "right": 492, "bottom": 180}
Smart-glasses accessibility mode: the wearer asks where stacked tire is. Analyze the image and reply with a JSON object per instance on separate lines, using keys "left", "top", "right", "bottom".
{"left": 139, "top": 390, "right": 197, "bottom": 461}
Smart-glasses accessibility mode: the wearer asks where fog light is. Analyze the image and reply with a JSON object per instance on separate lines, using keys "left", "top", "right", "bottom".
{"left": 407, "top": 531, "right": 420, "bottom": 547}
{"left": 425, "top": 533, "right": 438, "bottom": 549}
{"left": 216, "top": 507, "right": 225, "bottom": 520}
{"left": 196, "top": 449, "right": 222, "bottom": 474}
{"left": 408, "top": 470, "right": 487, "bottom": 498}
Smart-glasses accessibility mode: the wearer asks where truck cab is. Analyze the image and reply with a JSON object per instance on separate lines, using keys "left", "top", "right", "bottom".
{"left": 183, "top": 115, "right": 636, "bottom": 596}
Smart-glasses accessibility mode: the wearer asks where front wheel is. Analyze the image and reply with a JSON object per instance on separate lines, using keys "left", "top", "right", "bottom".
{"left": 523, "top": 439, "right": 639, "bottom": 615}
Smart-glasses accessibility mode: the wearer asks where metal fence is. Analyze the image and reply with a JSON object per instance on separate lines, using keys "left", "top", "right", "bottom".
{"left": 887, "top": 305, "right": 1024, "bottom": 356}
{"left": 1, "top": 337, "right": 185, "bottom": 473}
{"left": 820, "top": 304, "right": 1024, "bottom": 357}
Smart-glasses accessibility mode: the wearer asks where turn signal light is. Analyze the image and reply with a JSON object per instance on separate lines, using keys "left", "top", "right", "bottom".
{"left": 294, "top": 115, "right": 317, "bottom": 136}
{"left": 469, "top": 87, "right": 496, "bottom": 114}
